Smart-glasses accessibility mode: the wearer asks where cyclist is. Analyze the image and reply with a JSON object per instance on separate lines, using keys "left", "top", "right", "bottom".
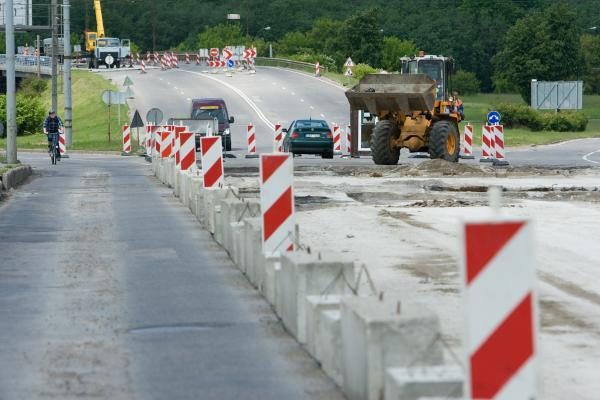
{"left": 43, "top": 110, "right": 63, "bottom": 160}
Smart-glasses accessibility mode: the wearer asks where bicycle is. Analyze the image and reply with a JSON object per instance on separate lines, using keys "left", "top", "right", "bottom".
{"left": 48, "top": 133, "right": 60, "bottom": 165}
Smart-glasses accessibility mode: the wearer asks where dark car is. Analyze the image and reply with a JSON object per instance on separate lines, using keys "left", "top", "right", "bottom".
{"left": 282, "top": 119, "right": 333, "bottom": 158}
{"left": 191, "top": 98, "right": 234, "bottom": 151}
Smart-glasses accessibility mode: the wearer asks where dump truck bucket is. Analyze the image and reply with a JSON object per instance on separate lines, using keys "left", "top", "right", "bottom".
{"left": 345, "top": 74, "right": 437, "bottom": 115}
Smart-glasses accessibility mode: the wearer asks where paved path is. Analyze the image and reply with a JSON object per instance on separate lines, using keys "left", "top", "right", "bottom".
{"left": 0, "top": 153, "right": 343, "bottom": 399}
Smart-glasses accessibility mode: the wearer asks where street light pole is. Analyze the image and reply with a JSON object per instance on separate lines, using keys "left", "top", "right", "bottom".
{"left": 51, "top": 0, "right": 58, "bottom": 114}
{"left": 5, "top": 0, "right": 17, "bottom": 164}
{"left": 63, "top": 0, "right": 73, "bottom": 147}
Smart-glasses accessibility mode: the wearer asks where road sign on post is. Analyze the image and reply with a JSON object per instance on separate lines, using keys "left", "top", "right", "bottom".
{"left": 210, "top": 48, "right": 219, "bottom": 58}
{"left": 222, "top": 48, "right": 233, "bottom": 60}
{"left": 146, "top": 107, "right": 164, "bottom": 126}
{"left": 487, "top": 111, "right": 501, "bottom": 125}
{"left": 344, "top": 57, "right": 355, "bottom": 68}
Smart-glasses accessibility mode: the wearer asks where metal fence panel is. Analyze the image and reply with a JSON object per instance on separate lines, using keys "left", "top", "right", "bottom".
{"left": 531, "top": 80, "right": 583, "bottom": 110}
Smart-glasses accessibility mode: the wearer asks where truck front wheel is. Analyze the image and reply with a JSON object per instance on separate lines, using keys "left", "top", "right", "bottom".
{"left": 428, "top": 121, "right": 460, "bottom": 162}
{"left": 370, "top": 120, "right": 400, "bottom": 165}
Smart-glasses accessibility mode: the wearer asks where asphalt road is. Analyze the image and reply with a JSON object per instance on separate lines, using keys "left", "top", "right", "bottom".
{"left": 102, "top": 65, "right": 600, "bottom": 169}
{"left": 0, "top": 153, "right": 343, "bottom": 399}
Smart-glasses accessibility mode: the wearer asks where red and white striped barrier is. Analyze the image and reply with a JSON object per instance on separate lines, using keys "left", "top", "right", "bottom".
{"left": 200, "top": 136, "right": 224, "bottom": 189}
{"left": 153, "top": 52, "right": 158, "bottom": 65}
{"left": 461, "top": 123, "right": 475, "bottom": 159}
{"left": 480, "top": 125, "right": 494, "bottom": 163}
{"left": 196, "top": 54, "right": 200, "bottom": 65}
{"left": 493, "top": 125, "right": 509, "bottom": 166}
{"left": 174, "top": 126, "right": 186, "bottom": 168}
{"left": 146, "top": 51, "right": 150, "bottom": 64}
{"left": 260, "top": 154, "right": 295, "bottom": 253}
{"left": 346, "top": 124, "right": 352, "bottom": 155}
{"left": 172, "top": 52, "right": 178, "bottom": 68}
{"left": 160, "top": 131, "right": 172, "bottom": 158}
{"left": 246, "top": 123, "right": 258, "bottom": 158}
{"left": 332, "top": 123, "right": 341, "bottom": 153}
{"left": 154, "top": 127, "right": 161, "bottom": 154}
{"left": 315, "top": 62, "right": 321, "bottom": 76}
{"left": 140, "top": 60, "right": 146, "bottom": 74}
{"left": 122, "top": 125, "right": 131, "bottom": 154}
{"left": 59, "top": 129, "right": 66, "bottom": 155}
{"left": 185, "top": 53, "right": 190, "bottom": 64}
{"left": 462, "top": 219, "right": 537, "bottom": 399}
{"left": 179, "top": 132, "right": 197, "bottom": 171}
{"left": 136, "top": 52, "right": 140, "bottom": 65}
{"left": 145, "top": 125, "right": 153, "bottom": 156}
{"left": 274, "top": 123, "right": 283, "bottom": 152}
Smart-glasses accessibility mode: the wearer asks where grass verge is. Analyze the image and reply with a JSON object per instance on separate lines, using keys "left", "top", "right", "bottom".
{"left": 0, "top": 70, "right": 129, "bottom": 152}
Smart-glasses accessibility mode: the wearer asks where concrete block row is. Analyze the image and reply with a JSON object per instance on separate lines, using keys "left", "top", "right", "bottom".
{"left": 151, "top": 156, "right": 463, "bottom": 400}
{"left": 1, "top": 165, "right": 32, "bottom": 191}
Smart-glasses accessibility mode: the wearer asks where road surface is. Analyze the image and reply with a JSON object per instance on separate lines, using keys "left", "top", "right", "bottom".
{"left": 102, "top": 65, "right": 600, "bottom": 168}
{"left": 0, "top": 153, "right": 343, "bottom": 399}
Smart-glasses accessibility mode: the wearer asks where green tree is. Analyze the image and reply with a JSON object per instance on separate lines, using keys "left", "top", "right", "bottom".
{"left": 450, "top": 70, "right": 481, "bottom": 95}
{"left": 340, "top": 7, "right": 384, "bottom": 67}
{"left": 277, "top": 31, "right": 311, "bottom": 56}
{"left": 195, "top": 23, "right": 248, "bottom": 49}
{"left": 581, "top": 34, "right": 600, "bottom": 94}
{"left": 381, "top": 37, "right": 416, "bottom": 71}
{"left": 493, "top": 4, "right": 582, "bottom": 103}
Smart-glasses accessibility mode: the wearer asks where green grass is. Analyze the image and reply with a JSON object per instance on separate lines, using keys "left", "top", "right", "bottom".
{"left": 0, "top": 70, "right": 129, "bottom": 152}
{"left": 0, "top": 164, "right": 20, "bottom": 175}
{"left": 323, "top": 71, "right": 358, "bottom": 88}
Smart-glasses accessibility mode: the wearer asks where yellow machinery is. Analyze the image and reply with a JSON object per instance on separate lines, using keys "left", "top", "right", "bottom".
{"left": 345, "top": 54, "right": 462, "bottom": 164}
{"left": 85, "top": 0, "right": 105, "bottom": 53}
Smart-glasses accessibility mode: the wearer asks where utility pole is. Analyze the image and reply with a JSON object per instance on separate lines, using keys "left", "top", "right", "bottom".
{"left": 63, "top": 0, "right": 72, "bottom": 147}
{"left": 36, "top": 34, "right": 41, "bottom": 78}
{"left": 51, "top": 0, "right": 58, "bottom": 114}
{"left": 5, "top": 0, "right": 17, "bottom": 163}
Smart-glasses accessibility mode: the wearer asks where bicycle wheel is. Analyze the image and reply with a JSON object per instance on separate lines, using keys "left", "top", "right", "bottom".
{"left": 51, "top": 146, "right": 56, "bottom": 165}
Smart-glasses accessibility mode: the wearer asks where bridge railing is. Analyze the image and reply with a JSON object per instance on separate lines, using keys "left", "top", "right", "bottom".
{"left": 255, "top": 57, "right": 327, "bottom": 74}
{"left": 0, "top": 54, "right": 54, "bottom": 75}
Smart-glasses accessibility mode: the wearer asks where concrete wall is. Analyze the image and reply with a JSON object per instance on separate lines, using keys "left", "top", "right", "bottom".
{"left": 1, "top": 165, "right": 32, "bottom": 191}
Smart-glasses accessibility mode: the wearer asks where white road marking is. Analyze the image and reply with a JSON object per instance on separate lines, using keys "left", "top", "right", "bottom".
{"left": 291, "top": 92, "right": 296, "bottom": 96}
{"left": 181, "top": 91, "right": 185, "bottom": 95}
{"left": 180, "top": 70, "right": 274, "bottom": 130}
{"left": 310, "top": 105, "right": 315, "bottom": 110}
{"left": 259, "top": 66, "right": 346, "bottom": 91}
{"left": 582, "top": 149, "right": 600, "bottom": 164}
{"left": 300, "top": 98, "right": 304, "bottom": 102}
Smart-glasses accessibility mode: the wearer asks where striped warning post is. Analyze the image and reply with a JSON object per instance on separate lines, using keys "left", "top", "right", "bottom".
{"left": 246, "top": 123, "right": 258, "bottom": 158}
{"left": 346, "top": 124, "right": 352, "bottom": 155}
{"left": 160, "top": 131, "right": 172, "bottom": 158}
{"left": 493, "top": 125, "right": 509, "bottom": 166}
{"left": 146, "top": 51, "right": 150, "bottom": 64}
{"left": 332, "top": 123, "right": 341, "bottom": 153}
{"left": 480, "top": 125, "right": 493, "bottom": 163}
{"left": 122, "top": 125, "right": 131, "bottom": 154}
{"left": 462, "top": 220, "right": 537, "bottom": 399}
{"left": 154, "top": 127, "right": 161, "bottom": 154}
{"left": 260, "top": 153, "right": 295, "bottom": 254}
{"left": 185, "top": 53, "right": 190, "bottom": 64}
{"left": 200, "top": 136, "right": 224, "bottom": 189}
{"left": 145, "top": 125, "right": 153, "bottom": 156}
{"left": 58, "top": 129, "right": 66, "bottom": 156}
{"left": 136, "top": 52, "right": 140, "bottom": 65}
{"left": 179, "top": 132, "right": 197, "bottom": 171}
{"left": 172, "top": 52, "right": 179, "bottom": 68}
{"left": 461, "top": 123, "right": 475, "bottom": 159}
{"left": 140, "top": 60, "right": 146, "bottom": 74}
{"left": 274, "top": 123, "right": 283, "bottom": 152}
{"left": 196, "top": 54, "right": 201, "bottom": 65}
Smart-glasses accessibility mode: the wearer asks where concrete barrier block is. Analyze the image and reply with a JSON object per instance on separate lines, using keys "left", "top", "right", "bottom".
{"left": 318, "top": 309, "right": 344, "bottom": 387}
{"left": 242, "top": 217, "right": 261, "bottom": 275}
{"left": 192, "top": 180, "right": 205, "bottom": 221}
{"left": 255, "top": 254, "right": 281, "bottom": 308}
{"left": 305, "top": 295, "right": 343, "bottom": 359}
{"left": 279, "top": 251, "right": 355, "bottom": 344}
{"left": 202, "top": 188, "right": 231, "bottom": 233}
{"left": 230, "top": 221, "right": 244, "bottom": 266}
{"left": 220, "top": 199, "right": 261, "bottom": 256}
{"left": 174, "top": 168, "right": 181, "bottom": 198}
{"left": 214, "top": 206, "right": 223, "bottom": 244}
{"left": 384, "top": 366, "right": 463, "bottom": 400}
{"left": 341, "top": 296, "right": 444, "bottom": 400}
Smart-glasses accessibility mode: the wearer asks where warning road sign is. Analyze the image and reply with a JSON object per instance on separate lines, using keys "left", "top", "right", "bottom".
{"left": 344, "top": 57, "right": 355, "bottom": 68}
{"left": 345, "top": 67, "right": 353, "bottom": 77}
{"left": 210, "top": 48, "right": 219, "bottom": 57}
{"left": 222, "top": 48, "right": 233, "bottom": 60}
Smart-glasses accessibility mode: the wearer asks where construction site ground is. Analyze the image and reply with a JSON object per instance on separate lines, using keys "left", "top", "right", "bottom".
{"left": 230, "top": 160, "right": 600, "bottom": 400}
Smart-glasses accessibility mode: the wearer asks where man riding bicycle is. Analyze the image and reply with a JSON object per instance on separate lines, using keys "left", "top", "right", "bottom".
{"left": 43, "top": 110, "right": 63, "bottom": 161}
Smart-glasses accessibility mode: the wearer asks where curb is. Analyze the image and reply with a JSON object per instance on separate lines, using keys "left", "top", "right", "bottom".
{"left": 1, "top": 165, "right": 33, "bottom": 191}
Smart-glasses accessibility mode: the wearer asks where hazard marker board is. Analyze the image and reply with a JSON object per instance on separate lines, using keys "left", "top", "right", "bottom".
{"left": 260, "top": 154, "right": 295, "bottom": 254}
{"left": 200, "top": 136, "right": 224, "bottom": 189}
{"left": 462, "top": 220, "right": 538, "bottom": 400}
{"left": 210, "top": 48, "right": 219, "bottom": 57}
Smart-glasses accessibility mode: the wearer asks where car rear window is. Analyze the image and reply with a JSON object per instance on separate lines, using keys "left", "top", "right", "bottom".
{"left": 295, "top": 120, "right": 328, "bottom": 129}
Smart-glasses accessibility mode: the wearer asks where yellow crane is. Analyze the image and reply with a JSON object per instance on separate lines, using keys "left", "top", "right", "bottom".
{"left": 85, "top": 0, "right": 105, "bottom": 53}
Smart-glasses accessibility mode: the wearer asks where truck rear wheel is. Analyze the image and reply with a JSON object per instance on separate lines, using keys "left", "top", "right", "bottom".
{"left": 428, "top": 121, "right": 460, "bottom": 162}
{"left": 370, "top": 120, "right": 400, "bottom": 165}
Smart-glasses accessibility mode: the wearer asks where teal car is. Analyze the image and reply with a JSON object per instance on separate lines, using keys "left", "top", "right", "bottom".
{"left": 282, "top": 119, "right": 334, "bottom": 158}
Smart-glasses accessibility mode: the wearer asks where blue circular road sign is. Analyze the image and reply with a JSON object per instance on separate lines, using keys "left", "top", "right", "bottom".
{"left": 227, "top": 59, "right": 234, "bottom": 68}
{"left": 487, "top": 111, "right": 501, "bottom": 125}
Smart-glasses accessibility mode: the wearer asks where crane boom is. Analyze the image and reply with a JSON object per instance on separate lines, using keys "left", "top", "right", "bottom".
{"left": 93, "top": 0, "right": 105, "bottom": 38}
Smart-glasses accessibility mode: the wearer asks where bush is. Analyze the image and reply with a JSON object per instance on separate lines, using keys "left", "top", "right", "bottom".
{"left": 19, "top": 76, "right": 48, "bottom": 97}
{"left": 495, "top": 103, "right": 588, "bottom": 132}
{"left": 0, "top": 94, "right": 46, "bottom": 136}
{"left": 451, "top": 70, "right": 480, "bottom": 95}
{"left": 353, "top": 63, "right": 378, "bottom": 80}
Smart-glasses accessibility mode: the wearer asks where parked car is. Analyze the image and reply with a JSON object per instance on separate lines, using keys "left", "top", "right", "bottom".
{"left": 190, "top": 98, "right": 234, "bottom": 151}
{"left": 282, "top": 119, "right": 333, "bottom": 158}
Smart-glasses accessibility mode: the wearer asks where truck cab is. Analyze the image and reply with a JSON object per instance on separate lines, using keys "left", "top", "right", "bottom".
{"left": 92, "top": 37, "right": 131, "bottom": 69}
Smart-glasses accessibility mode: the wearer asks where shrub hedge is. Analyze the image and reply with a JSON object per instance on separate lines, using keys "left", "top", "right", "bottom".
{"left": 495, "top": 103, "right": 588, "bottom": 132}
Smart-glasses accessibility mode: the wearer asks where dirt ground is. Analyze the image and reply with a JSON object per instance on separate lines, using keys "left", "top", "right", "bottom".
{"left": 232, "top": 160, "right": 600, "bottom": 399}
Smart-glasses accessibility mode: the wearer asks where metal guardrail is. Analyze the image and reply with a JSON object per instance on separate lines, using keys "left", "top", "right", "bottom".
{"left": 255, "top": 57, "right": 328, "bottom": 74}
{"left": 0, "top": 54, "right": 54, "bottom": 75}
